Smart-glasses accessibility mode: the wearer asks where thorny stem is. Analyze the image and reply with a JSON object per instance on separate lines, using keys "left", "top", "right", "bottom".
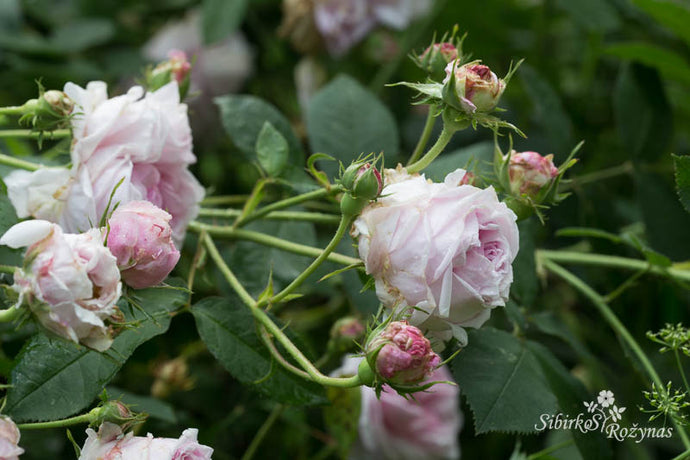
{"left": 17, "top": 411, "right": 95, "bottom": 430}
{"left": 201, "top": 233, "right": 361, "bottom": 389}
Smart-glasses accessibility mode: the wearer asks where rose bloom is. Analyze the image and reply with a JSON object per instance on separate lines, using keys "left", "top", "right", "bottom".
{"left": 508, "top": 150, "right": 559, "bottom": 196}
{"left": 443, "top": 60, "right": 506, "bottom": 113}
{"left": 107, "top": 201, "right": 180, "bottom": 289}
{"left": 0, "top": 220, "right": 122, "bottom": 351}
{"left": 0, "top": 416, "right": 24, "bottom": 460}
{"left": 353, "top": 167, "right": 519, "bottom": 344}
{"left": 5, "top": 80, "right": 204, "bottom": 245}
{"left": 332, "top": 356, "right": 461, "bottom": 460}
{"left": 79, "top": 422, "right": 213, "bottom": 460}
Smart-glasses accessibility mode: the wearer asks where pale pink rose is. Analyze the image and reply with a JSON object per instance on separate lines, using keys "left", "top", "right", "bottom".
{"left": 0, "top": 220, "right": 122, "bottom": 351}
{"left": 366, "top": 321, "right": 440, "bottom": 385}
{"left": 353, "top": 168, "right": 519, "bottom": 345}
{"left": 508, "top": 150, "right": 559, "bottom": 196}
{"left": 443, "top": 60, "right": 506, "bottom": 113}
{"left": 0, "top": 416, "right": 24, "bottom": 460}
{"left": 360, "top": 365, "right": 461, "bottom": 460}
{"left": 79, "top": 422, "right": 213, "bottom": 460}
{"left": 107, "top": 201, "right": 180, "bottom": 289}
{"left": 63, "top": 80, "right": 204, "bottom": 243}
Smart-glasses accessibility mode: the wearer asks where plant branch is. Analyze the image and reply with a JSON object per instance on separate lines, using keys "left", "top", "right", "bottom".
{"left": 675, "top": 349, "right": 690, "bottom": 396}
{"left": 0, "top": 153, "right": 41, "bottom": 171}
{"left": 188, "top": 221, "right": 360, "bottom": 267}
{"left": 17, "top": 411, "right": 94, "bottom": 430}
{"left": 406, "top": 124, "right": 455, "bottom": 173}
{"left": 542, "top": 259, "right": 690, "bottom": 449}
{"left": 241, "top": 404, "right": 285, "bottom": 460}
{"left": 408, "top": 108, "right": 436, "bottom": 166}
{"left": 198, "top": 208, "right": 340, "bottom": 225}
{"left": 0, "top": 129, "right": 70, "bottom": 139}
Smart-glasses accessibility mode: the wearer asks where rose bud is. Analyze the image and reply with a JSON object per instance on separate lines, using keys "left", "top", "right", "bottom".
{"left": 106, "top": 201, "right": 180, "bottom": 289}
{"left": 151, "top": 357, "right": 195, "bottom": 399}
{"left": 365, "top": 321, "right": 440, "bottom": 385}
{"left": 79, "top": 422, "right": 213, "bottom": 460}
{"left": 418, "top": 42, "right": 458, "bottom": 79}
{"left": 0, "top": 220, "right": 122, "bottom": 352}
{"left": 0, "top": 416, "right": 24, "bottom": 460}
{"left": 148, "top": 49, "right": 192, "bottom": 98}
{"left": 94, "top": 401, "right": 147, "bottom": 432}
{"left": 18, "top": 90, "right": 74, "bottom": 131}
{"left": 508, "top": 150, "right": 559, "bottom": 196}
{"left": 443, "top": 60, "right": 506, "bottom": 113}
{"left": 353, "top": 168, "right": 518, "bottom": 345}
{"left": 328, "top": 316, "right": 366, "bottom": 353}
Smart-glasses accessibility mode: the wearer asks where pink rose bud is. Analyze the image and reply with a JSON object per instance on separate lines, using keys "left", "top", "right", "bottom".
{"left": 329, "top": 316, "right": 366, "bottom": 353}
{"left": 149, "top": 49, "right": 192, "bottom": 97}
{"left": 79, "top": 422, "right": 213, "bottom": 460}
{"left": 509, "top": 150, "right": 559, "bottom": 196}
{"left": 419, "top": 42, "right": 458, "bottom": 78}
{"left": 0, "top": 416, "right": 24, "bottom": 460}
{"left": 365, "top": 321, "right": 441, "bottom": 385}
{"left": 341, "top": 161, "right": 384, "bottom": 200}
{"left": 106, "top": 201, "right": 180, "bottom": 289}
{"left": 443, "top": 60, "right": 506, "bottom": 113}
{"left": 0, "top": 220, "right": 122, "bottom": 351}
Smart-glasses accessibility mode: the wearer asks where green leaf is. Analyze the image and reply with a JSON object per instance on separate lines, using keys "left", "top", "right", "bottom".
{"left": 554, "top": 0, "right": 620, "bottom": 32}
{"left": 614, "top": 63, "right": 672, "bottom": 162}
{"left": 215, "top": 95, "right": 304, "bottom": 166}
{"left": 192, "top": 297, "right": 327, "bottom": 406}
{"left": 526, "top": 342, "right": 612, "bottom": 460}
{"left": 450, "top": 328, "right": 558, "bottom": 434}
{"left": 202, "top": 0, "right": 248, "bottom": 44}
{"left": 520, "top": 65, "right": 574, "bottom": 159}
{"left": 511, "top": 218, "right": 538, "bottom": 307}
{"left": 51, "top": 19, "right": 115, "bottom": 53}
{"left": 605, "top": 42, "right": 690, "bottom": 86}
{"left": 256, "top": 121, "right": 289, "bottom": 177}
{"left": 673, "top": 154, "right": 690, "bottom": 213}
{"left": 5, "top": 281, "right": 188, "bottom": 422}
{"left": 0, "top": 194, "right": 18, "bottom": 236}
{"left": 306, "top": 75, "right": 399, "bottom": 178}
{"left": 632, "top": 0, "right": 690, "bottom": 46}
{"left": 106, "top": 386, "right": 177, "bottom": 424}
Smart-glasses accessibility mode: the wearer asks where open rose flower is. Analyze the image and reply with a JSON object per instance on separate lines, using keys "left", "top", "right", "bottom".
{"left": 332, "top": 356, "right": 461, "bottom": 460}
{"left": 443, "top": 60, "right": 506, "bottom": 113}
{"left": 0, "top": 220, "right": 122, "bottom": 351}
{"left": 0, "top": 416, "right": 24, "bottom": 460}
{"left": 79, "top": 422, "right": 213, "bottom": 460}
{"left": 5, "top": 80, "right": 205, "bottom": 245}
{"left": 353, "top": 167, "right": 519, "bottom": 344}
{"left": 106, "top": 201, "right": 180, "bottom": 289}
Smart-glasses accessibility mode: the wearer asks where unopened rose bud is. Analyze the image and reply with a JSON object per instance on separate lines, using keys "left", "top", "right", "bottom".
{"left": 148, "top": 49, "right": 192, "bottom": 98}
{"left": 443, "top": 60, "right": 506, "bottom": 113}
{"left": 329, "top": 317, "right": 365, "bottom": 353}
{"left": 151, "top": 357, "right": 195, "bottom": 399}
{"left": 19, "top": 90, "right": 74, "bottom": 130}
{"left": 41, "top": 90, "right": 75, "bottom": 117}
{"left": 95, "top": 401, "right": 146, "bottom": 432}
{"left": 341, "top": 162, "right": 383, "bottom": 199}
{"left": 107, "top": 201, "right": 180, "bottom": 290}
{"left": 508, "top": 150, "right": 559, "bottom": 196}
{"left": 419, "top": 42, "right": 458, "bottom": 79}
{"left": 0, "top": 416, "right": 24, "bottom": 459}
{"left": 365, "top": 321, "right": 440, "bottom": 385}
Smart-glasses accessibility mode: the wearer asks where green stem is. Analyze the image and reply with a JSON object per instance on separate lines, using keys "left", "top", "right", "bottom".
{"left": 672, "top": 449, "right": 690, "bottom": 460}
{"left": 407, "top": 108, "right": 436, "bottom": 166}
{"left": 565, "top": 161, "right": 633, "bottom": 189}
{"left": 542, "top": 259, "right": 690, "bottom": 449}
{"left": 241, "top": 405, "right": 285, "bottom": 460}
{"left": 0, "top": 129, "right": 70, "bottom": 139}
{"left": 0, "top": 307, "right": 21, "bottom": 323}
{"left": 406, "top": 124, "right": 455, "bottom": 174}
{"left": 17, "top": 411, "right": 94, "bottom": 430}
{"left": 0, "top": 265, "right": 17, "bottom": 274}
{"left": 198, "top": 208, "right": 340, "bottom": 225}
{"left": 201, "top": 233, "right": 361, "bottom": 389}
{"left": 0, "top": 107, "right": 24, "bottom": 116}
{"left": 267, "top": 215, "right": 352, "bottom": 306}
{"left": 235, "top": 187, "right": 341, "bottom": 228}
{"left": 538, "top": 250, "right": 690, "bottom": 283}
{"left": 0, "top": 153, "right": 40, "bottom": 171}
{"left": 188, "top": 221, "right": 360, "bottom": 267}
{"left": 526, "top": 439, "right": 574, "bottom": 460}
{"left": 201, "top": 195, "right": 251, "bottom": 206}
{"left": 675, "top": 349, "right": 690, "bottom": 396}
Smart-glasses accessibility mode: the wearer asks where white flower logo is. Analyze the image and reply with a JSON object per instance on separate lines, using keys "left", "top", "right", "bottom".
{"left": 597, "top": 390, "right": 615, "bottom": 408}
{"left": 609, "top": 405, "right": 626, "bottom": 422}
